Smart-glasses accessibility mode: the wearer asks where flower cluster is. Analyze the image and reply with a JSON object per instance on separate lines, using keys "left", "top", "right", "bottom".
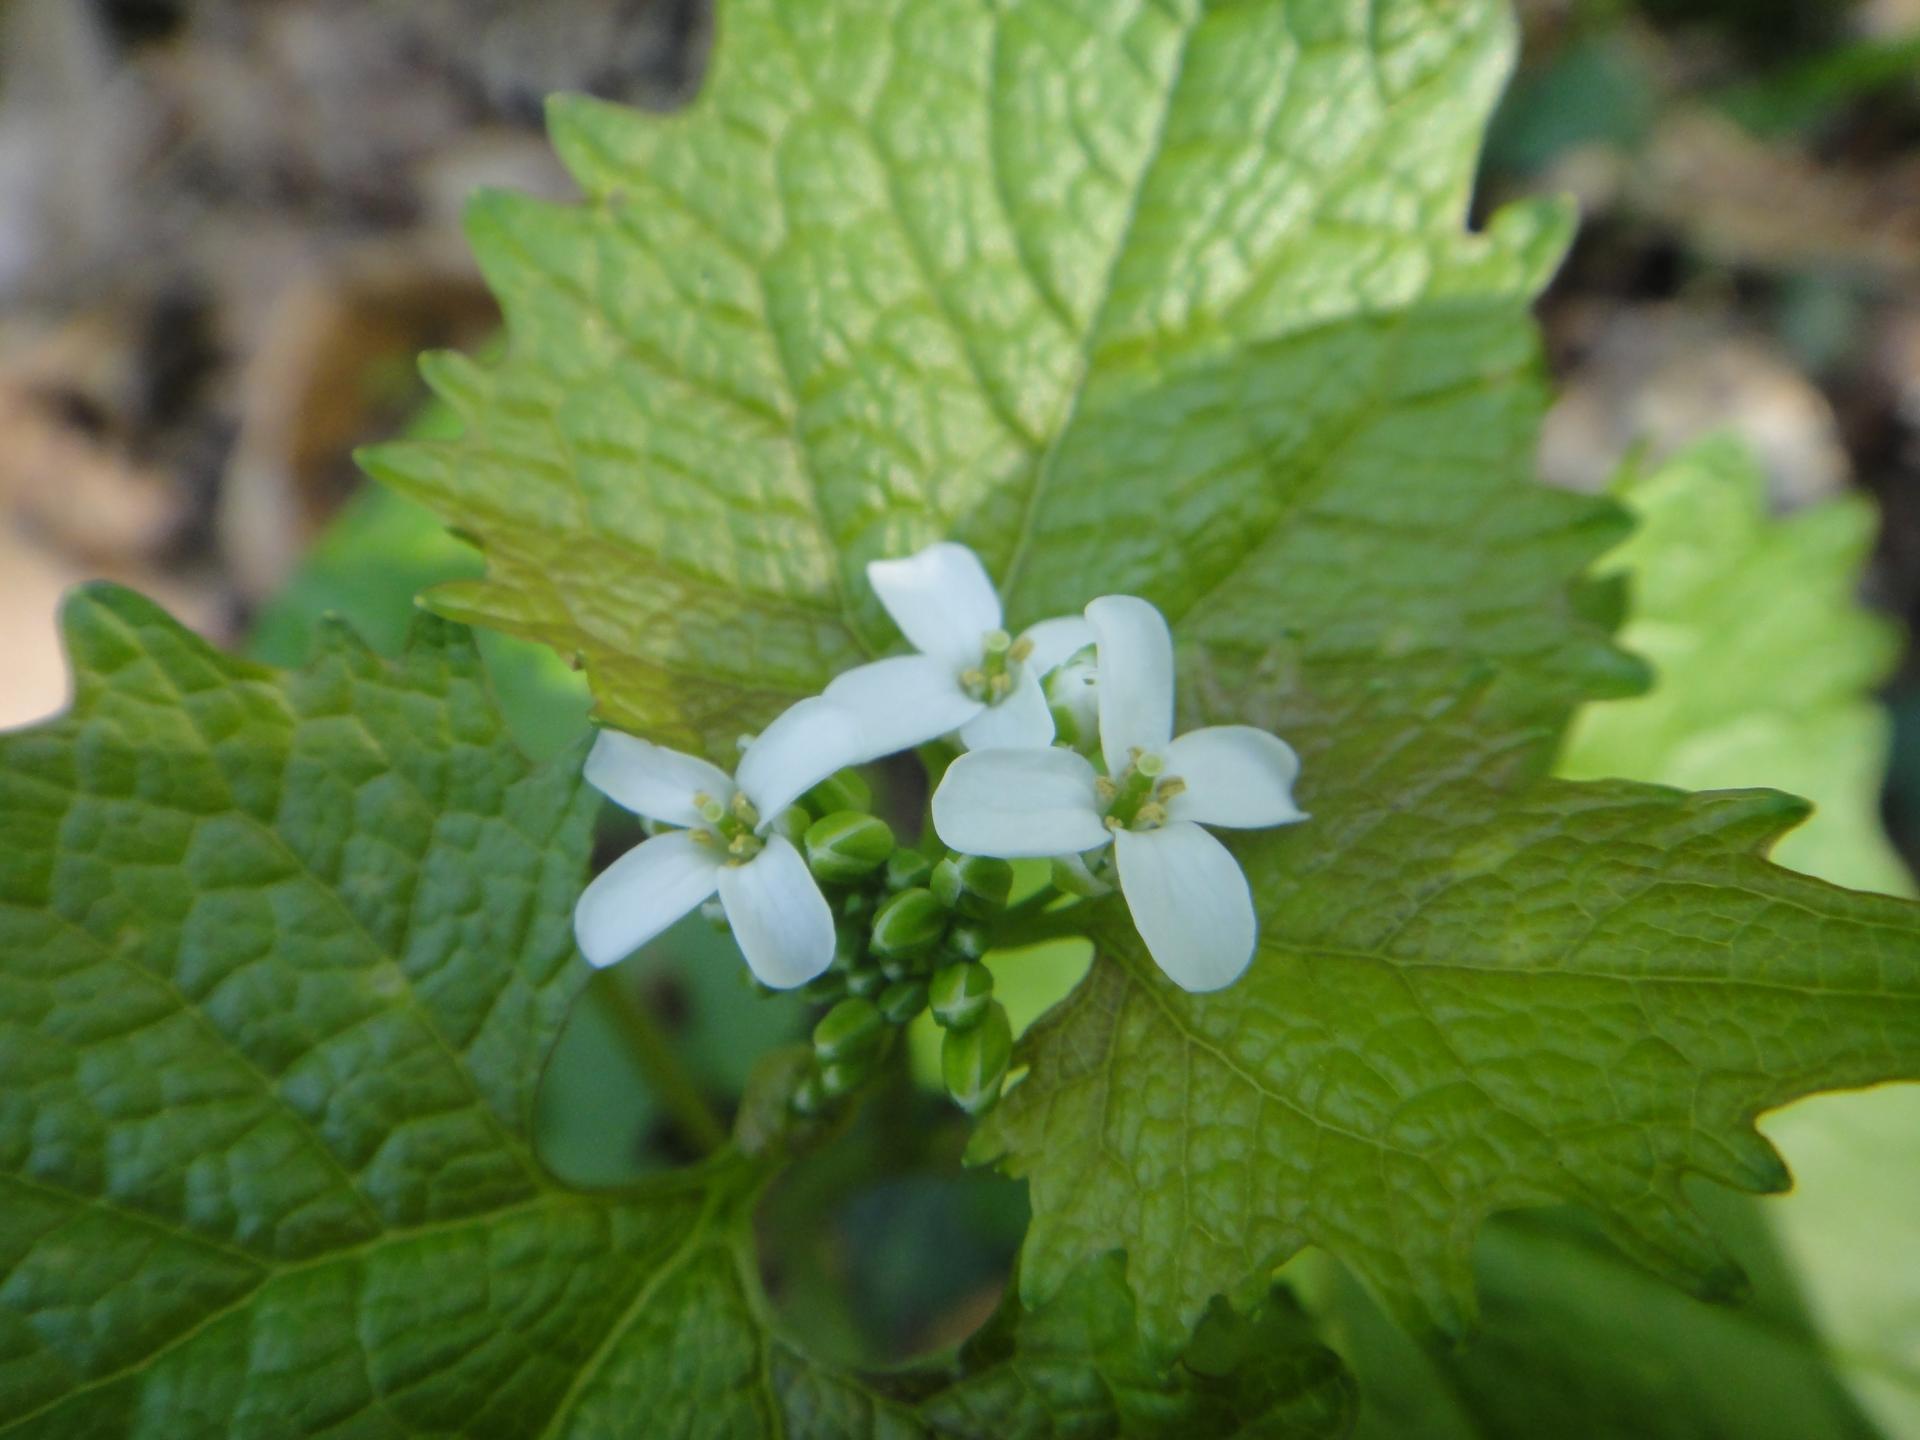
{"left": 575, "top": 542, "right": 1305, "bottom": 1114}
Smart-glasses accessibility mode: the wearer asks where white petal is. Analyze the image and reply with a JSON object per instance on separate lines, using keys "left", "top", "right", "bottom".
{"left": 824, "top": 655, "right": 983, "bottom": 761}
{"left": 868, "top": 542, "right": 1002, "bottom": 670}
{"left": 1086, "top": 595, "right": 1176, "bottom": 773}
{"left": 736, "top": 695, "right": 864, "bottom": 824}
{"left": 573, "top": 830, "right": 722, "bottom": 969}
{"left": 1018, "top": 614, "right": 1096, "bottom": 675}
{"left": 931, "top": 748, "right": 1109, "bottom": 859}
{"left": 959, "top": 668, "right": 1056, "bottom": 751}
{"left": 583, "top": 730, "right": 735, "bottom": 827}
{"left": 1165, "top": 726, "right": 1306, "bottom": 830}
{"left": 1113, "top": 822, "right": 1256, "bottom": 993}
{"left": 716, "top": 835, "right": 835, "bottom": 988}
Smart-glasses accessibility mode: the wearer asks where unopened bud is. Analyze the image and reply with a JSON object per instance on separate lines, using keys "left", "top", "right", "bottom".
{"left": 947, "top": 920, "right": 992, "bottom": 960}
{"left": 818, "top": 1058, "right": 865, "bottom": 1099}
{"left": 886, "top": 848, "right": 935, "bottom": 892}
{"left": 878, "top": 979, "right": 929, "bottom": 1024}
{"left": 813, "top": 997, "right": 884, "bottom": 1063}
{"left": 942, "top": 1001, "right": 1012, "bottom": 1115}
{"left": 871, "top": 887, "right": 947, "bottom": 960}
{"left": 931, "top": 854, "right": 1013, "bottom": 917}
{"left": 832, "top": 922, "right": 866, "bottom": 971}
{"left": 791, "top": 1070, "right": 828, "bottom": 1117}
{"left": 803, "top": 769, "right": 872, "bottom": 818}
{"left": 805, "top": 811, "right": 896, "bottom": 884}
{"left": 930, "top": 960, "right": 993, "bottom": 1030}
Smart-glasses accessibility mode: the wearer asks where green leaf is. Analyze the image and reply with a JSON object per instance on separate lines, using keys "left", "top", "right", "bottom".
{"left": 977, "top": 720, "right": 1920, "bottom": 1349}
{"left": 1301, "top": 1198, "right": 1881, "bottom": 1440}
{"left": 363, "top": 0, "right": 1636, "bottom": 760}
{"left": 1560, "top": 434, "right": 1911, "bottom": 898}
{"left": 910, "top": 1255, "right": 1353, "bottom": 1438}
{"left": 1556, "top": 436, "right": 1920, "bottom": 1435}
{"left": 352, "top": 0, "right": 1920, "bottom": 1369}
{"left": 0, "top": 589, "right": 1347, "bottom": 1438}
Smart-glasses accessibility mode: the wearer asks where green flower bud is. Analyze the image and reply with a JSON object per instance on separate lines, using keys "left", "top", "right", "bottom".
{"left": 813, "top": 996, "right": 884, "bottom": 1063}
{"left": 878, "top": 978, "right": 928, "bottom": 1025}
{"left": 805, "top": 810, "right": 895, "bottom": 885}
{"left": 929, "top": 960, "right": 993, "bottom": 1030}
{"left": 791, "top": 1069, "right": 828, "bottom": 1117}
{"left": 931, "top": 854, "right": 1014, "bottom": 917}
{"left": 841, "top": 890, "right": 875, "bottom": 921}
{"left": 845, "top": 964, "right": 886, "bottom": 998}
{"left": 832, "top": 921, "right": 866, "bottom": 972}
{"left": 871, "top": 886, "right": 947, "bottom": 960}
{"left": 804, "top": 769, "right": 872, "bottom": 818}
{"left": 802, "top": 968, "right": 847, "bottom": 1005}
{"left": 878, "top": 951, "right": 921, "bottom": 983}
{"left": 946, "top": 920, "right": 992, "bottom": 961}
{"left": 886, "top": 848, "right": 935, "bottom": 892}
{"left": 819, "top": 1058, "right": 865, "bottom": 1099}
{"left": 942, "top": 1001, "right": 1012, "bottom": 1115}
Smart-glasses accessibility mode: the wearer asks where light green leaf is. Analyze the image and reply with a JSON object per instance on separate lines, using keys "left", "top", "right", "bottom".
{"left": 363, "top": 0, "right": 1636, "bottom": 761}
{"left": 354, "top": 0, "right": 1920, "bottom": 1370}
{"left": 977, "top": 724, "right": 1920, "bottom": 1351}
{"left": 0, "top": 589, "right": 1347, "bottom": 1438}
{"left": 1560, "top": 434, "right": 1911, "bottom": 897}
{"left": 1557, "top": 436, "right": 1920, "bottom": 1436}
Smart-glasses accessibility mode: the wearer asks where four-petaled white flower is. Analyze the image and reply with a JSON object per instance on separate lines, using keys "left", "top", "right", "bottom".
{"left": 932, "top": 595, "right": 1305, "bottom": 993}
{"left": 573, "top": 699, "right": 857, "bottom": 988}
{"left": 825, "top": 542, "right": 1093, "bottom": 760}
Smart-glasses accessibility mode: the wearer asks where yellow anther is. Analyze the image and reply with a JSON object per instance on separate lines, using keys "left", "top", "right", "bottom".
{"left": 988, "top": 672, "right": 1014, "bottom": 701}
{"left": 1155, "top": 777, "right": 1187, "bottom": 801}
{"left": 1095, "top": 776, "right": 1119, "bottom": 802}
{"left": 1135, "top": 801, "right": 1168, "bottom": 829}
{"left": 730, "top": 791, "right": 760, "bottom": 827}
{"left": 1008, "top": 635, "right": 1035, "bottom": 664}
{"left": 1104, "top": 815, "right": 1124, "bottom": 832}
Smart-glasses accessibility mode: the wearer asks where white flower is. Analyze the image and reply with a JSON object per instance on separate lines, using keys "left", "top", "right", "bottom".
{"left": 573, "top": 699, "right": 857, "bottom": 988}
{"left": 931, "top": 595, "right": 1305, "bottom": 993}
{"left": 825, "top": 542, "right": 1093, "bottom": 759}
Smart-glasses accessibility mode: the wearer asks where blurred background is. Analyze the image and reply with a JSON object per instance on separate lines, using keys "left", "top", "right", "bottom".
{"left": 3, "top": 0, "right": 1919, "bottom": 1424}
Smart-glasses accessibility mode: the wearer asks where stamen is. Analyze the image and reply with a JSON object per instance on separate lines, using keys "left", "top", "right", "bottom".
{"left": 730, "top": 791, "right": 760, "bottom": 828}
{"left": 1094, "top": 776, "right": 1119, "bottom": 802}
{"left": 689, "top": 829, "right": 717, "bottom": 847}
{"left": 1008, "top": 635, "right": 1034, "bottom": 663}
{"left": 1155, "top": 777, "right": 1187, "bottom": 801}
{"left": 988, "top": 672, "right": 1013, "bottom": 701}
{"left": 1135, "top": 801, "right": 1167, "bottom": 829}
{"left": 1104, "top": 815, "right": 1123, "bottom": 832}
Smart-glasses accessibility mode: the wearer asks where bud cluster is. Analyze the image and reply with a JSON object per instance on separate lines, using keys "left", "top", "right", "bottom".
{"left": 780, "top": 771, "right": 1018, "bottom": 1118}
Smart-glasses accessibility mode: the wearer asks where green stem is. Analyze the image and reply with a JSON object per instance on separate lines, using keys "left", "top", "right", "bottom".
{"left": 591, "top": 970, "right": 730, "bottom": 1156}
